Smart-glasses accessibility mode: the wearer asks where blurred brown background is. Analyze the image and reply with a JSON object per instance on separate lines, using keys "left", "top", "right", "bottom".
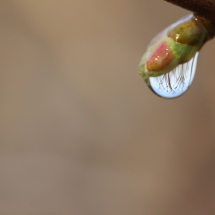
{"left": 1, "top": 1, "right": 215, "bottom": 215}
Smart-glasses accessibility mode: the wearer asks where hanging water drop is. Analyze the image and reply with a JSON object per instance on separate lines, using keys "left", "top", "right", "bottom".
{"left": 139, "top": 14, "right": 215, "bottom": 99}
{"left": 149, "top": 52, "right": 199, "bottom": 98}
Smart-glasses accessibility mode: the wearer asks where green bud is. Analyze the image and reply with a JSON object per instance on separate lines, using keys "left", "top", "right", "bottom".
{"left": 139, "top": 14, "right": 215, "bottom": 98}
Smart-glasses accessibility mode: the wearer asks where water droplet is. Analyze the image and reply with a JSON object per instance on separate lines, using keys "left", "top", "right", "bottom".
{"left": 148, "top": 52, "right": 199, "bottom": 99}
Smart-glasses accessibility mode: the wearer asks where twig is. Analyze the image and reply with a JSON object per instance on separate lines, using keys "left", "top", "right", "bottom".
{"left": 164, "top": 0, "right": 215, "bottom": 23}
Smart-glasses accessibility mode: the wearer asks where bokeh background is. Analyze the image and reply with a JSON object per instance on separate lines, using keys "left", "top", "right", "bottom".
{"left": 1, "top": 1, "right": 215, "bottom": 214}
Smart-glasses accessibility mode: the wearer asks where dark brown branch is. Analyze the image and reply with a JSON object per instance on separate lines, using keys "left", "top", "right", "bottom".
{"left": 164, "top": 0, "right": 215, "bottom": 23}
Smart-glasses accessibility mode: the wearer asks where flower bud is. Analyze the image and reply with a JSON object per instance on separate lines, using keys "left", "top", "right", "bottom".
{"left": 139, "top": 14, "right": 215, "bottom": 98}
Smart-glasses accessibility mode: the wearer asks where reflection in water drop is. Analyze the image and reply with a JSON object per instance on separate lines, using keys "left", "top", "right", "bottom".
{"left": 148, "top": 52, "right": 199, "bottom": 98}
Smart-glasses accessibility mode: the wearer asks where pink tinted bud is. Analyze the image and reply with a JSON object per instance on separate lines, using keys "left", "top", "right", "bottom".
{"left": 146, "top": 42, "right": 174, "bottom": 72}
